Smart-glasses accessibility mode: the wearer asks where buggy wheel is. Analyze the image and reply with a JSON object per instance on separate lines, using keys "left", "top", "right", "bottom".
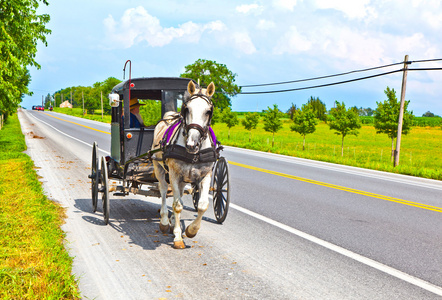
{"left": 90, "top": 142, "right": 99, "bottom": 212}
{"left": 191, "top": 183, "right": 200, "bottom": 211}
{"left": 211, "top": 157, "right": 230, "bottom": 224}
{"left": 101, "top": 156, "right": 110, "bottom": 225}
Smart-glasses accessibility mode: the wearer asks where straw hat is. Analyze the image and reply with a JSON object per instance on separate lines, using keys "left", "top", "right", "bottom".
{"left": 129, "top": 98, "right": 145, "bottom": 108}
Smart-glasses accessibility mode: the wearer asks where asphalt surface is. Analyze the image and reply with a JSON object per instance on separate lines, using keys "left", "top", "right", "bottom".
{"left": 18, "top": 109, "right": 442, "bottom": 299}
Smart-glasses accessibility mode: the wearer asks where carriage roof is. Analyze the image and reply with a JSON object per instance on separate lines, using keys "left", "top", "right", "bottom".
{"left": 111, "top": 77, "right": 195, "bottom": 101}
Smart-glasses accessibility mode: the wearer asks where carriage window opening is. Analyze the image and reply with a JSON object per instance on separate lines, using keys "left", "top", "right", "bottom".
{"left": 138, "top": 99, "right": 162, "bottom": 127}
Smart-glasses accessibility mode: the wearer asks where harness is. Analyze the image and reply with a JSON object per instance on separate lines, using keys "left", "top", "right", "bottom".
{"left": 160, "top": 118, "right": 219, "bottom": 164}
{"left": 152, "top": 89, "right": 222, "bottom": 168}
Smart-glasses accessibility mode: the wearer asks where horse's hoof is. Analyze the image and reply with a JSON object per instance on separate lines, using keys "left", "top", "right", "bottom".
{"left": 159, "top": 223, "right": 170, "bottom": 233}
{"left": 173, "top": 240, "right": 186, "bottom": 249}
{"left": 185, "top": 226, "right": 197, "bottom": 239}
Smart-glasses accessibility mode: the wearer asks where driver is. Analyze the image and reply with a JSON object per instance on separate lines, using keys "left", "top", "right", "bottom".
{"left": 129, "top": 98, "right": 145, "bottom": 128}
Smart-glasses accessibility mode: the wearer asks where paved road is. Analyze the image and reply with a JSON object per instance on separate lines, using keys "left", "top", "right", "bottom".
{"left": 19, "top": 109, "right": 442, "bottom": 299}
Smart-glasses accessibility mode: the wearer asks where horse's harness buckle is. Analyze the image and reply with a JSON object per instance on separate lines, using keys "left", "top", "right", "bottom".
{"left": 192, "top": 155, "right": 200, "bottom": 164}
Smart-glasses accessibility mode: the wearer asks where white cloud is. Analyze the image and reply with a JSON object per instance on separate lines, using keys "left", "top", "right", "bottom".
{"left": 273, "top": 26, "right": 312, "bottom": 54}
{"left": 257, "top": 19, "right": 276, "bottom": 30}
{"left": 103, "top": 6, "right": 225, "bottom": 48}
{"left": 323, "top": 28, "right": 385, "bottom": 66}
{"left": 236, "top": 4, "right": 264, "bottom": 15}
{"left": 232, "top": 32, "right": 257, "bottom": 54}
{"left": 272, "top": 0, "right": 299, "bottom": 11}
{"left": 314, "top": 0, "right": 375, "bottom": 19}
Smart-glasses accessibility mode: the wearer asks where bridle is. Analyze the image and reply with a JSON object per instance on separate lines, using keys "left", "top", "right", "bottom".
{"left": 180, "top": 90, "right": 214, "bottom": 142}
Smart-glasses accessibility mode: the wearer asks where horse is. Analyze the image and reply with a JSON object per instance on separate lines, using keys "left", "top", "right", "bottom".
{"left": 151, "top": 80, "right": 216, "bottom": 249}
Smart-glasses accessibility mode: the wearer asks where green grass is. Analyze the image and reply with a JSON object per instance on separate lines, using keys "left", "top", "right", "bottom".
{"left": 212, "top": 119, "right": 442, "bottom": 180}
{"left": 0, "top": 114, "right": 79, "bottom": 299}
{"left": 53, "top": 107, "right": 111, "bottom": 123}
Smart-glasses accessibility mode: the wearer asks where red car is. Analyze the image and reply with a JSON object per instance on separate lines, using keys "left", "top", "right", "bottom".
{"left": 36, "top": 105, "right": 44, "bottom": 111}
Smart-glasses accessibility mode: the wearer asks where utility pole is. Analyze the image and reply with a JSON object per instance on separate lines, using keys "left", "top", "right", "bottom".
{"left": 394, "top": 55, "right": 410, "bottom": 167}
{"left": 101, "top": 91, "right": 103, "bottom": 119}
{"left": 41, "top": 95, "right": 43, "bottom": 106}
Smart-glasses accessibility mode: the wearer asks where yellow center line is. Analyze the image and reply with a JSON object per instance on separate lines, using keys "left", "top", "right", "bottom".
{"left": 43, "top": 112, "right": 111, "bottom": 135}
{"left": 229, "top": 161, "right": 442, "bottom": 213}
{"left": 40, "top": 112, "right": 441, "bottom": 213}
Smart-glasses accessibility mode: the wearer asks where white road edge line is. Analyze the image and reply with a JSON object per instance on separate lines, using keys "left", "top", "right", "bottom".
{"left": 29, "top": 112, "right": 442, "bottom": 295}
{"left": 230, "top": 203, "right": 442, "bottom": 296}
{"left": 29, "top": 113, "right": 110, "bottom": 155}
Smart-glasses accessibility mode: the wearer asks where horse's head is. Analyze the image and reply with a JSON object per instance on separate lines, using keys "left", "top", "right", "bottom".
{"left": 181, "top": 80, "right": 215, "bottom": 154}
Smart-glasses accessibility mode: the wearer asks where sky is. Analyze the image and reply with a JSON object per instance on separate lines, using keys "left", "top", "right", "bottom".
{"left": 23, "top": 0, "right": 442, "bottom": 116}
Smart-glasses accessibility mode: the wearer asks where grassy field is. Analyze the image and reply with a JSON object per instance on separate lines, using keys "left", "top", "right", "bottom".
{"left": 0, "top": 114, "right": 79, "bottom": 299}
{"left": 212, "top": 118, "right": 442, "bottom": 180}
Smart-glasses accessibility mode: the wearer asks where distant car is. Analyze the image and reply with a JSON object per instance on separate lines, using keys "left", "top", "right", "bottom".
{"left": 36, "top": 105, "right": 44, "bottom": 111}
{"left": 32, "top": 105, "right": 37, "bottom": 110}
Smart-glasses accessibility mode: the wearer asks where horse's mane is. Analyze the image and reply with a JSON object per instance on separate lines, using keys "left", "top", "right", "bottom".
{"left": 162, "top": 111, "right": 181, "bottom": 125}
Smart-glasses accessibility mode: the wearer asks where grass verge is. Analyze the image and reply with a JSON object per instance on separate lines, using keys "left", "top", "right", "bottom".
{"left": 53, "top": 107, "right": 111, "bottom": 123}
{"left": 0, "top": 114, "right": 79, "bottom": 299}
{"left": 211, "top": 119, "right": 442, "bottom": 180}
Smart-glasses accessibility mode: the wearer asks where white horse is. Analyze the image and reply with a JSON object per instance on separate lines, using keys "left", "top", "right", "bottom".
{"left": 152, "top": 80, "right": 216, "bottom": 249}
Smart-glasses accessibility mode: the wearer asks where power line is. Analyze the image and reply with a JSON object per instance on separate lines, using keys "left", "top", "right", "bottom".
{"left": 239, "top": 58, "right": 442, "bottom": 94}
{"left": 408, "top": 68, "right": 442, "bottom": 71}
{"left": 410, "top": 58, "right": 442, "bottom": 63}
{"left": 239, "top": 69, "right": 404, "bottom": 95}
{"left": 240, "top": 61, "right": 404, "bottom": 88}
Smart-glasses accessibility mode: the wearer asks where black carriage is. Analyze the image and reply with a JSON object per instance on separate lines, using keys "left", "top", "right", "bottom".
{"left": 89, "top": 77, "right": 230, "bottom": 225}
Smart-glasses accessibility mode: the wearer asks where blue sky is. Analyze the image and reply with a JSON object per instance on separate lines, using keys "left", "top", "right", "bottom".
{"left": 23, "top": 0, "right": 442, "bottom": 116}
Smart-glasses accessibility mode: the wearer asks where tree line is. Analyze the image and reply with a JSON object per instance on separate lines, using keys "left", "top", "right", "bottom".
{"left": 217, "top": 87, "right": 417, "bottom": 160}
{"left": 0, "top": 0, "right": 51, "bottom": 121}
{"left": 50, "top": 77, "right": 122, "bottom": 114}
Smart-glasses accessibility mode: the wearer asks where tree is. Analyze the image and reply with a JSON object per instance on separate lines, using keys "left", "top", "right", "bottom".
{"left": 44, "top": 93, "right": 52, "bottom": 108}
{"left": 53, "top": 77, "right": 122, "bottom": 114}
{"left": 180, "top": 59, "right": 241, "bottom": 110}
{"left": 263, "top": 104, "right": 283, "bottom": 147}
{"left": 0, "top": 0, "right": 51, "bottom": 119}
{"left": 286, "top": 103, "right": 297, "bottom": 119}
{"left": 210, "top": 106, "right": 221, "bottom": 125}
{"left": 290, "top": 104, "right": 317, "bottom": 150}
{"left": 307, "top": 96, "right": 327, "bottom": 121}
{"left": 359, "top": 107, "right": 374, "bottom": 116}
{"left": 422, "top": 111, "right": 435, "bottom": 117}
{"left": 374, "top": 87, "right": 413, "bottom": 160}
{"left": 221, "top": 107, "right": 239, "bottom": 139}
{"left": 328, "top": 101, "right": 361, "bottom": 156}
{"left": 241, "top": 112, "right": 259, "bottom": 142}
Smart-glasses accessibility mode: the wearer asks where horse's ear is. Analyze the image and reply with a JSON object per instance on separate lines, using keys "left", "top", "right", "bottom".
{"left": 188, "top": 81, "right": 196, "bottom": 95}
{"left": 207, "top": 82, "right": 215, "bottom": 97}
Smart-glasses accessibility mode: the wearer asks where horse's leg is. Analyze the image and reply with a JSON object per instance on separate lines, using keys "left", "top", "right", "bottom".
{"left": 169, "top": 170, "right": 186, "bottom": 249}
{"left": 185, "top": 173, "right": 211, "bottom": 238}
{"left": 153, "top": 161, "right": 170, "bottom": 233}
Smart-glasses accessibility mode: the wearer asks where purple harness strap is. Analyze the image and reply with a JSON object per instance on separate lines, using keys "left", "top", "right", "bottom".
{"left": 209, "top": 126, "right": 217, "bottom": 147}
{"left": 163, "top": 120, "right": 182, "bottom": 145}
